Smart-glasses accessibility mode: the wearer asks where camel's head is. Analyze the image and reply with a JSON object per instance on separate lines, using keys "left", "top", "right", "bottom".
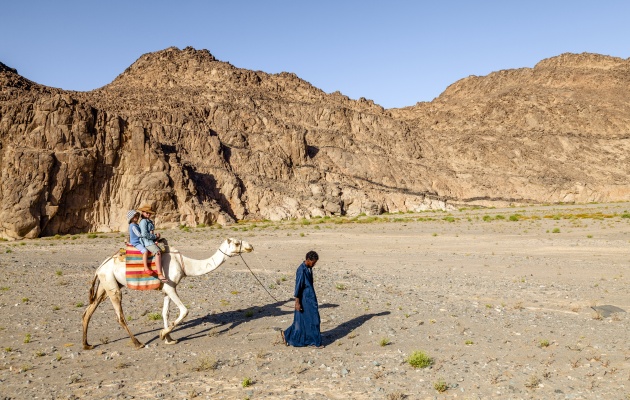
{"left": 223, "top": 238, "right": 254, "bottom": 256}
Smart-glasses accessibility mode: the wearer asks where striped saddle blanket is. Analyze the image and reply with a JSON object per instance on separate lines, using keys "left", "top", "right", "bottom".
{"left": 125, "top": 245, "right": 162, "bottom": 291}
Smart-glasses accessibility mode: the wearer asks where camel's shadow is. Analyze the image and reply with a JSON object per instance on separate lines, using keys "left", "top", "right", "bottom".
{"left": 103, "top": 300, "right": 298, "bottom": 346}
{"left": 322, "top": 311, "right": 391, "bottom": 345}
{"left": 160, "top": 301, "right": 340, "bottom": 344}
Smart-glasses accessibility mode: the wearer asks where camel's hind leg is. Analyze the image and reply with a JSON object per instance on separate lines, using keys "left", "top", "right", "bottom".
{"left": 82, "top": 280, "right": 108, "bottom": 350}
{"left": 106, "top": 287, "right": 145, "bottom": 349}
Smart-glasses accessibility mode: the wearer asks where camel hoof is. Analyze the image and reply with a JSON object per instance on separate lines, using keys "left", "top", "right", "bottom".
{"left": 159, "top": 330, "right": 167, "bottom": 340}
{"left": 83, "top": 344, "right": 94, "bottom": 350}
{"left": 135, "top": 342, "right": 145, "bottom": 349}
{"left": 164, "top": 334, "right": 178, "bottom": 345}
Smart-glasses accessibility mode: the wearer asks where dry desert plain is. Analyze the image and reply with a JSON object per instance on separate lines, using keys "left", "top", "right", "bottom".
{"left": 0, "top": 202, "right": 629, "bottom": 399}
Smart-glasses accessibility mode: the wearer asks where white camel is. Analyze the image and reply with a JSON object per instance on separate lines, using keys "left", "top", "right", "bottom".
{"left": 82, "top": 238, "right": 253, "bottom": 350}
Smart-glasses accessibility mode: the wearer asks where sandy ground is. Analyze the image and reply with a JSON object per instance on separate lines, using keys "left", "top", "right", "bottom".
{"left": 0, "top": 203, "right": 629, "bottom": 399}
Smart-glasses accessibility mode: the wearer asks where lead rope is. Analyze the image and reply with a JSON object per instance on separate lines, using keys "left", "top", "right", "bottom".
{"left": 222, "top": 240, "right": 290, "bottom": 306}
{"left": 238, "top": 253, "right": 281, "bottom": 303}
{"left": 222, "top": 241, "right": 282, "bottom": 303}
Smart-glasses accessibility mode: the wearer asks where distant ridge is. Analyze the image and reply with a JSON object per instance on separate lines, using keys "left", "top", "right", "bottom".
{"left": 1, "top": 47, "right": 628, "bottom": 238}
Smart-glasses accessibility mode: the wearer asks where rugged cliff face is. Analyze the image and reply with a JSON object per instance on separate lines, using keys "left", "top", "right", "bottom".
{"left": 1, "top": 48, "right": 629, "bottom": 238}
{"left": 392, "top": 52, "right": 630, "bottom": 205}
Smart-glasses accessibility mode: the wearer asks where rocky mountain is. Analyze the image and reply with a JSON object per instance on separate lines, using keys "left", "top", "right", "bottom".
{"left": 1, "top": 47, "right": 629, "bottom": 239}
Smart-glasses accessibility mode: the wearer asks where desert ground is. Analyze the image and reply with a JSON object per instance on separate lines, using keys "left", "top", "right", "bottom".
{"left": 0, "top": 203, "right": 629, "bottom": 399}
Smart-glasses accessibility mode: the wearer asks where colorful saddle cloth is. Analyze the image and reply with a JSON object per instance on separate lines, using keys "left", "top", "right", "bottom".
{"left": 125, "top": 245, "right": 162, "bottom": 291}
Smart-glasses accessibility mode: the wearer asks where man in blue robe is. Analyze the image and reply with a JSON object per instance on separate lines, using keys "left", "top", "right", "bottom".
{"left": 281, "top": 251, "right": 323, "bottom": 348}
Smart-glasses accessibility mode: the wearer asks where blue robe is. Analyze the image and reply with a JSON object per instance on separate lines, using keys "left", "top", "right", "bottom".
{"left": 284, "top": 262, "right": 321, "bottom": 347}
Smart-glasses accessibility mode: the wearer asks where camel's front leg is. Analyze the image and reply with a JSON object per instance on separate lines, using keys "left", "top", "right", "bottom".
{"left": 159, "top": 295, "right": 172, "bottom": 342}
{"left": 159, "top": 287, "right": 188, "bottom": 344}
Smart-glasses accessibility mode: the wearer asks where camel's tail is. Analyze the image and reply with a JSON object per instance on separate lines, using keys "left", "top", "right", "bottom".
{"left": 88, "top": 274, "right": 100, "bottom": 304}
{"left": 88, "top": 251, "right": 116, "bottom": 304}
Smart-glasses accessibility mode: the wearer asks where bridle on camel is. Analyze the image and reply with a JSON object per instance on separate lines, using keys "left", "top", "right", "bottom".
{"left": 218, "top": 240, "right": 280, "bottom": 303}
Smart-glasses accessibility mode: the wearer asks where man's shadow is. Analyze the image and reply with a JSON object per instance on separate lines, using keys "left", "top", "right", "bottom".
{"left": 322, "top": 311, "right": 391, "bottom": 346}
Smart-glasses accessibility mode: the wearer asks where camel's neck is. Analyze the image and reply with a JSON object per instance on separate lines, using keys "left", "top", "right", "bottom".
{"left": 180, "top": 250, "right": 229, "bottom": 277}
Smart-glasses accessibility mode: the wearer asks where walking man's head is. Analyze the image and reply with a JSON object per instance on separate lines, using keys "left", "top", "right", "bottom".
{"left": 305, "top": 251, "right": 319, "bottom": 267}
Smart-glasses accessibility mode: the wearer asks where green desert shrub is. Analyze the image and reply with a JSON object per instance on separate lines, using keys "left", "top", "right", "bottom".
{"left": 147, "top": 312, "right": 162, "bottom": 320}
{"left": 406, "top": 350, "right": 433, "bottom": 368}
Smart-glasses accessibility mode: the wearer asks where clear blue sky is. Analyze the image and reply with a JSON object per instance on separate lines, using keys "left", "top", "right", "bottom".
{"left": 2, "top": 1, "right": 629, "bottom": 108}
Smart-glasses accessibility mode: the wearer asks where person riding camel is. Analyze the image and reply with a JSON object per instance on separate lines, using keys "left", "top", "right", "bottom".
{"left": 136, "top": 204, "right": 167, "bottom": 282}
{"left": 126, "top": 210, "right": 152, "bottom": 275}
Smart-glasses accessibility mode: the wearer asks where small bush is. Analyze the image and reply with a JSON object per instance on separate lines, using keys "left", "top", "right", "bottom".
{"left": 241, "top": 377, "right": 253, "bottom": 388}
{"left": 147, "top": 312, "right": 162, "bottom": 320}
{"left": 539, "top": 339, "right": 550, "bottom": 348}
{"left": 192, "top": 355, "right": 219, "bottom": 372}
{"left": 525, "top": 374, "right": 540, "bottom": 388}
{"left": 379, "top": 337, "right": 391, "bottom": 347}
{"left": 386, "top": 391, "right": 405, "bottom": 400}
{"left": 552, "top": 228, "right": 560, "bottom": 233}
{"left": 434, "top": 379, "right": 448, "bottom": 393}
{"left": 406, "top": 350, "right": 433, "bottom": 369}
{"left": 24, "top": 333, "right": 32, "bottom": 343}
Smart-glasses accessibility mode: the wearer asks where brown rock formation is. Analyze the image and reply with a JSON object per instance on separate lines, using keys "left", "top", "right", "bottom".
{"left": 1, "top": 48, "right": 629, "bottom": 238}
{"left": 392, "top": 52, "right": 630, "bottom": 205}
